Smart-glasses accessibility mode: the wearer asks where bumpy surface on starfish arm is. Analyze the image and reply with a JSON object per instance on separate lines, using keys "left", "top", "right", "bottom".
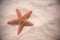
{"left": 17, "top": 22, "right": 24, "bottom": 35}
{"left": 7, "top": 18, "right": 19, "bottom": 25}
{"left": 24, "top": 20, "right": 33, "bottom": 26}
{"left": 24, "top": 10, "right": 32, "bottom": 19}
{"left": 16, "top": 9, "right": 22, "bottom": 18}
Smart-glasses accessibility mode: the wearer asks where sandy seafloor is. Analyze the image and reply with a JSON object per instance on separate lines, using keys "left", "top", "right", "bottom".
{"left": 0, "top": 0, "right": 60, "bottom": 40}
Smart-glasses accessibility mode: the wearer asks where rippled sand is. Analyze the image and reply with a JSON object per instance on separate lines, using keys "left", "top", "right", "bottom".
{"left": 0, "top": 0, "right": 60, "bottom": 40}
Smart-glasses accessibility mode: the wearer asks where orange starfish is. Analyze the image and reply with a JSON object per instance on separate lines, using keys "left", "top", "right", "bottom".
{"left": 7, "top": 8, "right": 33, "bottom": 35}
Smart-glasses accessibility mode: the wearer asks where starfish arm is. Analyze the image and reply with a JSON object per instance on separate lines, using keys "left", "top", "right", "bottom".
{"left": 24, "top": 20, "right": 33, "bottom": 26}
{"left": 16, "top": 8, "right": 22, "bottom": 18}
{"left": 17, "top": 23, "right": 24, "bottom": 35}
{"left": 24, "top": 11, "right": 32, "bottom": 19}
{"left": 7, "top": 19, "right": 18, "bottom": 25}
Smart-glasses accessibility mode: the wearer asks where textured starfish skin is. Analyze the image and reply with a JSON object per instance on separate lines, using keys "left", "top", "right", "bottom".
{"left": 7, "top": 8, "right": 33, "bottom": 35}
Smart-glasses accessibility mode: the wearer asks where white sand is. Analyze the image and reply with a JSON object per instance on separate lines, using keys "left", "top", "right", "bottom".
{"left": 0, "top": 0, "right": 60, "bottom": 40}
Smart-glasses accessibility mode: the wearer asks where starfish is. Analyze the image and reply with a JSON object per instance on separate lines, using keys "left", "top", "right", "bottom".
{"left": 7, "top": 8, "right": 33, "bottom": 35}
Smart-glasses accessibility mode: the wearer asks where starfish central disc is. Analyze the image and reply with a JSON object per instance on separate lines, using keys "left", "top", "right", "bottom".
{"left": 19, "top": 16, "right": 26, "bottom": 24}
